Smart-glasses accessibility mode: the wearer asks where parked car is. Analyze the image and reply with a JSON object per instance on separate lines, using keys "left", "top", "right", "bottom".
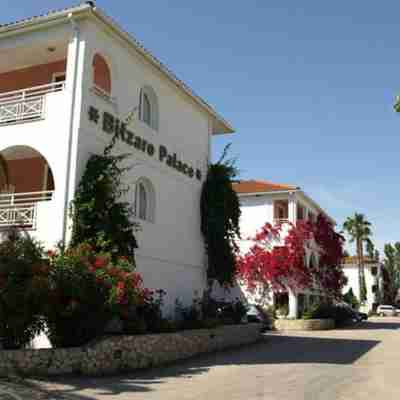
{"left": 355, "top": 311, "right": 368, "bottom": 321}
{"left": 377, "top": 305, "right": 396, "bottom": 317}
{"left": 245, "top": 305, "right": 271, "bottom": 330}
{"left": 334, "top": 303, "right": 369, "bottom": 323}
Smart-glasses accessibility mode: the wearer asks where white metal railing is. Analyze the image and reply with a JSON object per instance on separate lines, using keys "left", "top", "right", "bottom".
{"left": 0, "top": 82, "right": 65, "bottom": 126}
{"left": 274, "top": 218, "right": 289, "bottom": 225}
{"left": 0, "top": 190, "right": 54, "bottom": 228}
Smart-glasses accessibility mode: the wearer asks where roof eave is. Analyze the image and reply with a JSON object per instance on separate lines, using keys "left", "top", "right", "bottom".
{"left": 0, "top": 3, "right": 92, "bottom": 38}
{"left": 236, "top": 189, "right": 299, "bottom": 197}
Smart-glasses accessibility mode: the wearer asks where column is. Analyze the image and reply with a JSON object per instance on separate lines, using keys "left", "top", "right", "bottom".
{"left": 288, "top": 288, "right": 298, "bottom": 319}
{"left": 288, "top": 193, "right": 297, "bottom": 224}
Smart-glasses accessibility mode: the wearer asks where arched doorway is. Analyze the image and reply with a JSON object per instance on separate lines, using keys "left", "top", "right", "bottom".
{"left": 0, "top": 154, "right": 9, "bottom": 189}
{"left": 0, "top": 146, "right": 55, "bottom": 229}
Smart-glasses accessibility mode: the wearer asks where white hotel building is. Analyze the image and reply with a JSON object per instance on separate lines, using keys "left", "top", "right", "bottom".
{"left": 0, "top": 2, "right": 234, "bottom": 311}
{"left": 231, "top": 180, "right": 336, "bottom": 318}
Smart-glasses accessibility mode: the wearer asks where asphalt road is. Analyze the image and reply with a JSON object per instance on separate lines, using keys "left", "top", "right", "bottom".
{"left": 10, "top": 317, "right": 400, "bottom": 399}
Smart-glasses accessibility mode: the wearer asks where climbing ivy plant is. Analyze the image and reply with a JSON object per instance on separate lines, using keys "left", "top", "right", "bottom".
{"left": 70, "top": 137, "right": 139, "bottom": 265}
{"left": 200, "top": 146, "right": 241, "bottom": 286}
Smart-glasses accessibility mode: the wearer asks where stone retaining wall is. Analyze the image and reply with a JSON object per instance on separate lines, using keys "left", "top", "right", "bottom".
{"left": 0, "top": 323, "right": 262, "bottom": 377}
{"left": 274, "top": 319, "right": 335, "bottom": 331}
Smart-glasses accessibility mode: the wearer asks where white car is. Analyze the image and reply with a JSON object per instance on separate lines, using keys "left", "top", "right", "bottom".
{"left": 377, "top": 305, "right": 396, "bottom": 317}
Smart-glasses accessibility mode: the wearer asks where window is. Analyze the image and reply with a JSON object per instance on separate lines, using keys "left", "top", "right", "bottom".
{"left": 92, "top": 53, "right": 112, "bottom": 95}
{"left": 140, "top": 86, "right": 159, "bottom": 131}
{"left": 274, "top": 200, "right": 288, "bottom": 222}
{"left": 138, "top": 182, "right": 147, "bottom": 220}
{"left": 135, "top": 178, "right": 155, "bottom": 222}
{"left": 297, "top": 204, "right": 305, "bottom": 221}
{"left": 142, "top": 93, "right": 151, "bottom": 126}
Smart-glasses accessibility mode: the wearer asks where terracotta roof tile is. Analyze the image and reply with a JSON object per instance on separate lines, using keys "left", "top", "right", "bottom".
{"left": 232, "top": 180, "right": 299, "bottom": 194}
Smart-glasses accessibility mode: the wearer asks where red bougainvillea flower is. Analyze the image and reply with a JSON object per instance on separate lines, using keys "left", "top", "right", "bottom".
{"left": 236, "top": 214, "right": 346, "bottom": 298}
{"left": 46, "top": 249, "right": 56, "bottom": 258}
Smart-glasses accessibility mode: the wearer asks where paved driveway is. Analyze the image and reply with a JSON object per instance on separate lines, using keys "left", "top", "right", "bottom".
{"left": 6, "top": 317, "right": 400, "bottom": 399}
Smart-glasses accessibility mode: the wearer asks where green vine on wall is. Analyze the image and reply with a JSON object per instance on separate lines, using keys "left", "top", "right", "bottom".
{"left": 70, "top": 136, "right": 139, "bottom": 265}
{"left": 200, "top": 145, "right": 241, "bottom": 287}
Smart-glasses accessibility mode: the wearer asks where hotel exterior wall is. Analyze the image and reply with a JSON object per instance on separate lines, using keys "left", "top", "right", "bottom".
{"left": 69, "top": 21, "right": 211, "bottom": 311}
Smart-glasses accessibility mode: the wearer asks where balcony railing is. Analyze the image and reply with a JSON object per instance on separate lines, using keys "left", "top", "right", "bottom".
{"left": 0, "top": 82, "right": 65, "bottom": 126}
{"left": 274, "top": 218, "right": 289, "bottom": 225}
{"left": 0, "top": 191, "right": 54, "bottom": 228}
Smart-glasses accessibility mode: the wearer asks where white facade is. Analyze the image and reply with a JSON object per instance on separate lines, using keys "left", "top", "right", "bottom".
{"left": 342, "top": 261, "right": 382, "bottom": 312}
{"left": 0, "top": 3, "right": 233, "bottom": 313}
{"left": 223, "top": 181, "right": 336, "bottom": 318}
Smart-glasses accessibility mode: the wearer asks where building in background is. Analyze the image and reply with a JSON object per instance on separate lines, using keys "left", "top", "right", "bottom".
{"left": 227, "top": 179, "right": 338, "bottom": 318}
{"left": 341, "top": 256, "right": 383, "bottom": 312}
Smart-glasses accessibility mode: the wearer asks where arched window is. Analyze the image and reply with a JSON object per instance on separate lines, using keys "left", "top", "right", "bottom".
{"left": 93, "top": 53, "right": 112, "bottom": 95}
{"left": 140, "top": 86, "right": 159, "bottom": 131}
{"left": 135, "top": 178, "right": 155, "bottom": 222}
{"left": 142, "top": 93, "right": 151, "bottom": 126}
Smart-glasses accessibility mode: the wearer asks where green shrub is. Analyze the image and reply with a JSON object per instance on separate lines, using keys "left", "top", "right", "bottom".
{"left": 343, "top": 288, "right": 360, "bottom": 310}
{"left": 123, "top": 318, "right": 147, "bottom": 335}
{"left": 44, "top": 243, "right": 147, "bottom": 347}
{"left": 276, "top": 304, "right": 289, "bottom": 317}
{"left": 70, "top": 138, "right": 139, "bottom": 265}
{"left": 308, "top": 303, "right": 354, "bottom": 326}
{"left": 0, "top": 231, "right": 48, "bottom": 349}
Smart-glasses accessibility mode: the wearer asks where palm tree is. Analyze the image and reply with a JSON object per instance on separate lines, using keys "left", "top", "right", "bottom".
{"left": 343, "top": 213, "right": 372, "bottom": 302}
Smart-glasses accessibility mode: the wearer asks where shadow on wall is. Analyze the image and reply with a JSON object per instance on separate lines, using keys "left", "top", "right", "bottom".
{"left": 30, "top": 333, "right": 380, "bottom": 397}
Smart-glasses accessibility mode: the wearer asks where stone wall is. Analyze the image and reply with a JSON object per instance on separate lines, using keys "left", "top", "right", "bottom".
{"left": 274, "top": 319, "right": 335, "bottom": 331}
{"left": 0, "top": 324, "right": 262, "bottom": 377}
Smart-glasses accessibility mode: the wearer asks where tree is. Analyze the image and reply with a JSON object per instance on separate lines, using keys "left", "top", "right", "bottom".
{"left": 343, "top": 213, "right": 372, "bottom": 303}
{"left": 70, "top": 138, "right": 139, "bottom": 264}
{"left": 343, "top": 288, "right": 359, "bottom": 309}
{"left": 237, "top": 215, "right": 346, "bottom": 299}
{"left": 383, "top": 243, "right": 400, "bottom": 304}
{"left": 365, "top": 239, "right": 375, "bottom": 260}
{"left": 200, "top": 146, "right": 241, "bottom": 287}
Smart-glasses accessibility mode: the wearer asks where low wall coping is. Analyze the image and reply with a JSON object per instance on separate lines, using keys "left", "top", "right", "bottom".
{"left": 274, "top": 318, "right": 335, "bottom": 331}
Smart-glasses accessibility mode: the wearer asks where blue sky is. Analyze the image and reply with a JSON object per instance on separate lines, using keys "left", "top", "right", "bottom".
{"left": 2, "top": 1, "right": 400, "bottom": 255}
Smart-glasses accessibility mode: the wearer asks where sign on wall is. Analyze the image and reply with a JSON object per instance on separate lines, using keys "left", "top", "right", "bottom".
{"left": 88, "top": 106, "right": 203, "bottom": 181}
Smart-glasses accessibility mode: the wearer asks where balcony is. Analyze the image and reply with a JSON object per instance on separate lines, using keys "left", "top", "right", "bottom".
{"left": 0, "top": 191, "right": 54, "bottom": 229}
{"left": 0, "top": 82, "right": 65, "bottom": 127}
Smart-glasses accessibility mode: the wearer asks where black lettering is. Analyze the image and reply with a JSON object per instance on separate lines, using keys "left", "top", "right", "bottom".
{"left": 126, "top": 130, "right": 134, "bottom": 146}
{"left": 147, "top": 143, "right": 155, "bottom": 156}
{"left": 159, "top": 145, "right": 168, "bottom": 162}
{"left": 196, "top": 169, "right": 202, "bottom": 181}
{"left": 188, "top": 167, "right": 194, "bottom": 178}
{"left": 102, "top": 112, "right": 115, "bottom": 134}
{"left": 166, "top": 155, "right": 173, "bottom": 167}
{"left": 172, "top": 153, "right": 178, "bottom": 170}
{"left": 117, "top": 120, "right": 128, "bottom": 143}
{"left": 134, "top": 136, "right": 142, "bottom": 150}
{"left": 141, "top": 139, "right": 147, "bottom": 153}
{"left": 182, "top": 164, "right": 188, "bottom": 175}
{"left": 88, "top": 106, "right": 100, "bottom": 123}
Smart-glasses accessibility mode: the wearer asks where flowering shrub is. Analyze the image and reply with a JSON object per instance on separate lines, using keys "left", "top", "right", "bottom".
{"left": 0, "top": 231, "right": 48, "bottom": 349}
{"left": 237, "top": 214, "right": 346, "bottom": 299}
{"left": 44, "top": 243, "right": 148, "bottom": 347}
